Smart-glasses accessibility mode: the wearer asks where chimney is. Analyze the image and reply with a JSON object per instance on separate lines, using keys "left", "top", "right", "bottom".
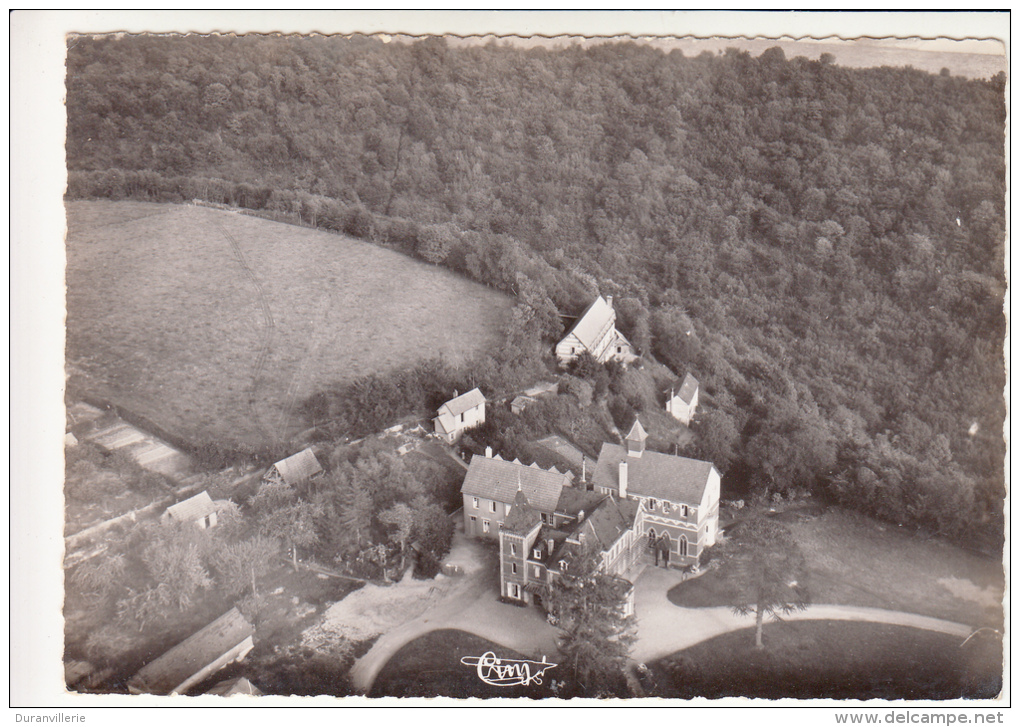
{"left": 605, "top": 295, "right": 614, "bottom": 309}
{"left": 619, "top": 461, "right": 628, "bottom": 499}
{"left": 485, "top": 446, "right": 493, "bottom": 458}
{"left": 547, "top": 538, "right": 555, "bottom": 554}
{"left": 453, "top": 389, "right": 458, "bottom": 398}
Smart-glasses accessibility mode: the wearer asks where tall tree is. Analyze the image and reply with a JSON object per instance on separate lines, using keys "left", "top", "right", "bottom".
{"left": 545, "top": 548, "right": 636, "bottom": 697}
{"left": 728, "top": 518, "right": 809, "bottom": 649}
{"left": 378, "top": 502, "right": 414, "bottom": 572}
{"left": 251, "top": 479, "right": 322, "bottom": 570}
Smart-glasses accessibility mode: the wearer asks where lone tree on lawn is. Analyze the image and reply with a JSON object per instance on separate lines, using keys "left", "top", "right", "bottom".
{"left": 729, "top": 517, "right": 809, "bottom": 650}
{"left": 545, "top": 547, "right": 636, "bottom": 697}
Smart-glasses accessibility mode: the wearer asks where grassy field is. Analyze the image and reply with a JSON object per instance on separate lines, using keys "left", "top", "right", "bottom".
{"left": 671, "top": 504, "right": 1004, "bottom": 627}
{"left": 649, "top": 620, "right": 1002, "bottom": 700}
{"left": 66, "top": 201, "right": 514, "bottom": 449}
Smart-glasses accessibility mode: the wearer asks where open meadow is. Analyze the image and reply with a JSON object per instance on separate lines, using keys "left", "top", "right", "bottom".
{"left": 65, "top": 200, "right": 513, "bottom": 449}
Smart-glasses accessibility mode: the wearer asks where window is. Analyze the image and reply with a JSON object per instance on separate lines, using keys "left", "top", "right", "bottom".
{"left": 510, "top": 543, "right": 517, "bottom": 555}
{"left": 483, "top": 520, "right": 490, "bottom": 534}
{"left": 541, "top": 513, "right": 548, "bottom": 523}
{"left": 509, "top": 583, "right": 521, "bottom": 599}
{"left": 490, "top": 501, "right": 497, "bottom": 513}
{"left": 472, "top": 497, "right": 479, "bottom": 509}
{"left": 533, "top": 548, "right": 542, "bottom": 559}
{"left": 460, "top": 412, "right": 465, "bottom": 423}
{"left": 681, "top": 504, "right": 689, "bottom": 518}
{"left": 470, "top": 515, "right": 477, "bottom": 524}
{"left": 533, "top": 565, "right": 541, "bottom": 578}
{"left": 663, "top": 502, "right": 671, "bottom": 514}
{"left": 511, "top": 562, "right": 518, "bottom": 575}
{"left": 559, "top": 560, "right": 568, "bottom": 572}
{"left": 649, "top": 499, "right": 658, "bottom": 511}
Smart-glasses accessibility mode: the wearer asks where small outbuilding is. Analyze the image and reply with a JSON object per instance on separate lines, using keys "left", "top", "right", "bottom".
{"left": 163, "top": 490, "right": 218, "bottom": 530}
{"left": 204, "top": 676, "right": 263, "bottom": 696}
{"left": 510, "top": 395, "right": 536, "bottom": 415}
{"left": 665, "top": 373, "right": 700, "bottom": 426}
{"left": 127, "top": 608, "right": 255, "bottom": 696}
{"left": 265, "top": 448, "right": 324, "bottom": 488}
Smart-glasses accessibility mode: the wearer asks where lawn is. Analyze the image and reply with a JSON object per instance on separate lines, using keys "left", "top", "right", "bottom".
{"left": 648, "top": 620, "right": 1002, "bottom": 700}
{"left": 65, "top": 200, "right": 514, "bottom": 449}
{"left": 370, "top": 629, "right": 555, "bottom": 699}
{"left": 670, "top": 504, "right": 1004, "bottom": 627}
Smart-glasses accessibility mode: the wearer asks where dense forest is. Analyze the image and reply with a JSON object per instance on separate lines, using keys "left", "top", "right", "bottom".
{"left": 65, "top": 35, "right": 1006, "bottom": 547}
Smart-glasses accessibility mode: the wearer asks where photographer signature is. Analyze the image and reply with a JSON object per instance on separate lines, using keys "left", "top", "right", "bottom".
{"left": 460, "top": 652, "right": 557, "bottom": 687}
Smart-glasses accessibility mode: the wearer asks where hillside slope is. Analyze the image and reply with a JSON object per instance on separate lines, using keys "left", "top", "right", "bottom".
{"left": 65, "top": 200, "right": 513, "bottom": 449}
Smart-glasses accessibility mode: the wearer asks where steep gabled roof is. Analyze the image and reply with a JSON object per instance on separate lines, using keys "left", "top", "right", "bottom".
{"left": 502, "top": 490, "right": 543, "bottom": 534}
{"left": 593, "top": 443, "right": 715, "bottom": 505}
{"left": 582, "top": 496, "right": 640, "bottom": 550}
{"left": 554, "top": 486, "right": 606, "bottom": 518}
{"left": 677, "top": 373, "right": 699, "bottom": 404}
{"left": 625, "top": 419, "right": 648, "bottom": 443}
{"left": 563, "top": 296, "right": 614, "bottom": 351}
{"left": 165, "top": 491, "right": 217, "bottom": 523}
{"left": 128, "top": 608, "right": 254, "bottom": 695}
{"left": 461, "top": 455, "right": 569, "bottom": 513}
{"left": 439, "top": 388, "right": 486, "bottom": 417}
{"left": 271, "top": 448, "right": 323, "bottom": 486}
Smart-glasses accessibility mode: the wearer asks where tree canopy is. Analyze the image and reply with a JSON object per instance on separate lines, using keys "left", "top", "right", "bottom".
{"left": 65, "top": 35, "right": 1006, "bottom": 545}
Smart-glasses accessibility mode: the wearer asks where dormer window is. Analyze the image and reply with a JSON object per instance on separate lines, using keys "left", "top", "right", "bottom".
{"left": 533, "top": 548, "right": 542, "bottom": 559}
{"left": 559, "top": 560, "right": 568, "bottom": 572}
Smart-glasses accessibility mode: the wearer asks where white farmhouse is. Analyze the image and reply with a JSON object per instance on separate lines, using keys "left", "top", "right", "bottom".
{"left": 433, "top": 388, "right": 486, "bottom": 444}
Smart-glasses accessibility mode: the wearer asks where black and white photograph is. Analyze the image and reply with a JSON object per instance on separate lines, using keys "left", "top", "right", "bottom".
{"left": 11, "top": 10, "right": 1008, "bottom": 710}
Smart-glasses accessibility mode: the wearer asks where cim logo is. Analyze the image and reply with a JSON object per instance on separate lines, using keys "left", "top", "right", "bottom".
{"left": 461, "top": 652, "right": 557, "bottom": 687}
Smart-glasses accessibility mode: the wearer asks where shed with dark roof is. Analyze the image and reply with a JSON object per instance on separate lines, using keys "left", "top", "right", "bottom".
{"left": 127, "top": 608, "right": 255, "bottom": 696}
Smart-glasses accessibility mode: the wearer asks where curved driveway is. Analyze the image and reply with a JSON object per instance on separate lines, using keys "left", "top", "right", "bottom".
{"left": 630, "top": 566, "right": 973, "bottom": 664}
{"left": 351, "top": 545, "right": 976, "bottom": 695}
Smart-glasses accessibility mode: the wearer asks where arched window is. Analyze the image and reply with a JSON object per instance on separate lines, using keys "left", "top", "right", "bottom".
{"left": 679, "top": 535, "right": 688, "bottom": 557}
